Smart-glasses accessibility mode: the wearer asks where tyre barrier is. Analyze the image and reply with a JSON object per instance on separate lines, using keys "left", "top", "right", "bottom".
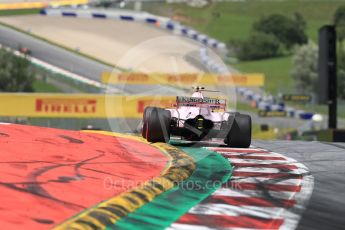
{"left": 199, "top": 47, "right": 228, "bottom": 73}
{"left": 198, "top": 49, "right": 315, "bottom": 121}
{"left": 237, "top": 88, "right": 315, "bottom": 120}
{"left": 40, "top": 8, "right": 227, "bottom": 53}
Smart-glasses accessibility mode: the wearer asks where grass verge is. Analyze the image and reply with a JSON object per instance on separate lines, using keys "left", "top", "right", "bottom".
{"left": 233, "top": 55, "right": 293, "bottom": 95}
{"left": 33, "top": 79, "right": 63, "bottom": 92}
{"left": 143, "top": 1, "right": 342, "bottom": 43}
{"left": 0, "top": 9, "right": 40, "bottom": 17}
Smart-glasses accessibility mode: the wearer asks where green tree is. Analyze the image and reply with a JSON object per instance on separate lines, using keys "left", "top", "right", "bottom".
{"left": 294, "top": 12, "right": 307, "bottom": 33}
{"left": 235, "top": 32, "right": 281, "bottom": 61}
{"left": 291, "top": 42, "right": 318, "bottom": 94}
{"left": 253, "top": 14, "right": 308, "bottom": 50}
{"left": 334, "top": 5, "right": 345, "bottom": 99}
{"left": 334, "top": 5, "right": 345, "bottom": 41}
{"left": 0, "top": 48, "right": 34, "bottom": 92}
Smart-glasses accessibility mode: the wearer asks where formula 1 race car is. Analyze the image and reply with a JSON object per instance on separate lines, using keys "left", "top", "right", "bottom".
{"left": 142, "top": 87, "right": 252, "bottom": 148}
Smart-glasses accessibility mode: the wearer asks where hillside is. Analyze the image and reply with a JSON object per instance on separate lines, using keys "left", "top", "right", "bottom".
{"left": 143, "top": 0, "right": 344, "bottom": 95}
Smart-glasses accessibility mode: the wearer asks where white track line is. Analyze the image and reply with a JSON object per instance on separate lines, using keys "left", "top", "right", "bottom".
{"left": 234, "top": 167, "right": 288, "bottom": 173}
{"left": 232, "top": 167, "right": 309, "bottom": 175}
{"left": 221, "top": 152, "right": 284, "bottom": 157}
{"left": 230, "top": 177, "right": 302, "bottom": 186}
{"left": 206, "top": 147, "right": 266, "bottom": 152}
{"left": 227, "top": 158, "right": 297, "bottom": 164}
{"left": 168, "top": 223, "right": 217, "bottom": 230}
{"left": 212, "top": 188, "right": 297, "bottom": 200}
{"left": 189, "top": 204, "right": 298, "bottom": 220}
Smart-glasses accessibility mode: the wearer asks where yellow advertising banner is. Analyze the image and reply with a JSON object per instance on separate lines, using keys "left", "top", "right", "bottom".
{"left": 0, "top": 93, "right": 176, "bottom": 119}
{"left": 101, "top": 72, "right": 265, "bottom": 87}
{"left": 0, "top": 0, "right": 88, "bottom": 10}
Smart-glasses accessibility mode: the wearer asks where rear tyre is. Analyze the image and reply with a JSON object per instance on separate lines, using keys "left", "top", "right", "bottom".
{"left": 226, "top": 113, "right": 251, "bottom": 148}
{"left": 142, "top": 107, "right": 154, "bottom": 138}
{"left": 143, "top": 107, "right": 171, "bottom": 143}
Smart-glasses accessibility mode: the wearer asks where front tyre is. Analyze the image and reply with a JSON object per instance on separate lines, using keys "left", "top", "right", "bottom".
{"left": 143, "top": 107, "right": 171, "bottom": 143}
{"left": 226, "top": 113, "right": 252, "bottom": 148}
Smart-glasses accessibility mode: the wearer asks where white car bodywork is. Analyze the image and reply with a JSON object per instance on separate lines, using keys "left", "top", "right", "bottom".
{"left": 166, "top": 91, "right": 230, "bottom": 128}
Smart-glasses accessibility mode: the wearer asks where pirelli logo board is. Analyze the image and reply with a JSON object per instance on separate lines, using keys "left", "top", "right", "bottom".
{"left": 0, "top": 93, "right": 175, "bottom": 118}
{"left": 101, "top": 72, "right": 265, "bottom": 87}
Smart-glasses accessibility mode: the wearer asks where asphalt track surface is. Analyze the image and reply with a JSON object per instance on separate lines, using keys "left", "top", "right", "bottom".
{"left": 0, "top": 24, "right": 186, "bottom": 95}
{"left": 253, "top": 140, "right": 345, "bottom": 230}
{"left": 0, "top": 24, "right": 111, "bottom": 81}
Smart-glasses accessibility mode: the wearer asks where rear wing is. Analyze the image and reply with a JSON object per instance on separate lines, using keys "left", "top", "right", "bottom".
{"left": 176, "top": 96, "right": 226, "bottom": 110}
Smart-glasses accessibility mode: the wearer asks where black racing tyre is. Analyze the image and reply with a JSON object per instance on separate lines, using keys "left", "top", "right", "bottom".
{"left": 226, "top": 113, "right": 252, "bottom": 148}
{"left": 142, "top": 107, "right": 154, "bottom": 138}
{"left": 143, "top": 107, "right": 171, "bottom": 143}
